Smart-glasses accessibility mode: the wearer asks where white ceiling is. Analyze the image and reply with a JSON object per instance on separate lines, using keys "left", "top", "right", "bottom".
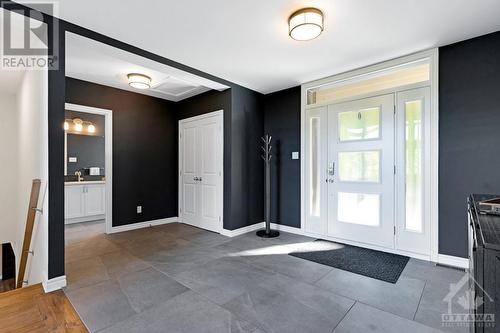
{"left": 66, "top": 33, "right": 229, "bottom": 102}
{"left": 35, "top": 0, "right": 500, "bottom": 93}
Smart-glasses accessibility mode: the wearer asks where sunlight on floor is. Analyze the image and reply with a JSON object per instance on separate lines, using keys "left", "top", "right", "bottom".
{"left": 227, "top": 240, "right": 345, "bottom": 257}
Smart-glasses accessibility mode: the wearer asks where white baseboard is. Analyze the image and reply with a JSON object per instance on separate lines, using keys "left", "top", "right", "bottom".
{"left": 65, "top": 215, "right": 105, "bottom": 225}
{"left": 270, "top": 223, "right": 304, "bottom": 235}
{"left": 437, "top": 254, "right": 469, "bottom": 270}
{"left": 43, "top": 275, "right": 67, "bottom": 293}
{"left": 221, "top": 222, "right": 264, "bottom": 237}
{"left": 108, "top": 217, "right": 178, "bottom": 234}
{"left": 221, "top": 222, "right": 305, "bottom": 238}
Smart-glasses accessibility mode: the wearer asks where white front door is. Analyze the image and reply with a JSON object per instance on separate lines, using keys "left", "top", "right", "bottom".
{"left": 327, "top": 94, "right": 395, "bottom": 248}
{"left": 179, "top": 111, "right": 223, "bottom": 233}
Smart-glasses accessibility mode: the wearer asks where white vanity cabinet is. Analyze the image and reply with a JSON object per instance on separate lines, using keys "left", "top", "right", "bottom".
{"left": 65, "top": 182, "right": 105, "bottom": 223}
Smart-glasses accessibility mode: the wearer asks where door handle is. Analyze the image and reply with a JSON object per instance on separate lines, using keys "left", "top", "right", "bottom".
{"left": 193, "top": 177, "right": 199, "bottom": 181}
{"left": 199, "top": 177, "right": 202, "bottom": 182}
{"left": 328, "top": 162, "right": 335, "bottom": 176}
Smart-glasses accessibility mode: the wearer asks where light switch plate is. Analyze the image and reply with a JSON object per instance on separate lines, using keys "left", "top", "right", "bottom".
{"left": 292, "top": 152, "right": 299, "bottom": 160}
{"left": 69, "top": 157, "right": 77, "bottom": 163}
{"left": 137, "top": 206, "right": 142, "bottom": 214}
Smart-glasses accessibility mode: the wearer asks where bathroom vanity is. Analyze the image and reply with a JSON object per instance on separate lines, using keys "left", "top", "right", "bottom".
{"left": 65, "top": 181, "right": 105, "bottom": 224}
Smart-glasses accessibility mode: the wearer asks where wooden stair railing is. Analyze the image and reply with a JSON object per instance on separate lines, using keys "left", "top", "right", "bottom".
{"left": 16, "top": 179, "right": 42, "bottom": 289}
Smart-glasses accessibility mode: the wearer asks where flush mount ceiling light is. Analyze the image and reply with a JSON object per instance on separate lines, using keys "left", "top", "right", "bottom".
{"left": 127, "top": 73, "right": 151, "bottom": 89}
{"left": 288, "top": 7, "right": 324, "bottom": 41}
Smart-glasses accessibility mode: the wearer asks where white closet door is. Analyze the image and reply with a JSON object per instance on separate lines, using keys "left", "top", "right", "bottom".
{"left": 197, "top": 115, "right": 223, "bottom": 233}
{"left": 180, "top": 112, "right": 223, "bottom": 233}
{"left": 395, "top": 87, "right": 431, "bottom": 255}
{"left": 327, "top": 94, "right": 395, "bottom": 249}
{"left": 180, "top": 121, "right": 200, "bottom": 227}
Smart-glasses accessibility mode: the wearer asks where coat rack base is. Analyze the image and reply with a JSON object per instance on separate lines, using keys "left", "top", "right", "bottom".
{"left": 256, "top": 229, "right": 280, "bottom": 238}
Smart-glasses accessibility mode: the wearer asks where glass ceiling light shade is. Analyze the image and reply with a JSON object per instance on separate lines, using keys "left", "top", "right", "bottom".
{"left": 127, "top": 73, "right": 151, "bottom": 89}
{"left": 288, "top": 7, "right": 324, "bottom": 41}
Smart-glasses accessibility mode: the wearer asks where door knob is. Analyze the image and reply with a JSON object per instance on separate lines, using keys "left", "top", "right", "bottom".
{"left": 194, "top": 177, "right": 199, "bottom": 181}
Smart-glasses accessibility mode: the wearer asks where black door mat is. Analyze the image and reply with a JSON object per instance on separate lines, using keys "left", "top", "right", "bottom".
{"left": 289, "top": 239, "right": 410, "bottom": 283}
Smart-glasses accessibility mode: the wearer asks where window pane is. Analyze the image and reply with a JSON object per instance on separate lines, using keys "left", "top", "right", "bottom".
{"left": 309, "top": 117, "right": 320, "bottom": 217}
{"left": 338, "top": 107, "right": 380, "bottom": 141}
{"left": 405, "top": 100, "right": 423, "bottom": 232}
{"left": 338, "top": 192, "right": 380, "bottom": 226}
{"left": 338, "top": 151, "right": 380, "bottom": 182}
{"left": 306, "top": 60, "right": 430, "bottom": 106}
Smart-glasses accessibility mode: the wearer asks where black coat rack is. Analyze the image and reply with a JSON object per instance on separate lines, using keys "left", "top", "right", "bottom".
{"left": 256, "top": 134, "right": 280, "bottom": 238}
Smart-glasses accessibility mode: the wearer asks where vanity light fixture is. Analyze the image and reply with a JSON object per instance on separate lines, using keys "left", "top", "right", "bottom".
{"left": 73, "top": 118, "right": 83, "bottom": 132}
{"left": 127, "top": 73, "right": 151, "bottom": 89}
{"left": 288, "top": 7, "right": 324, "bottom": 41}
{"left": 63, "top": 118, "right": 96, "bottom": 134}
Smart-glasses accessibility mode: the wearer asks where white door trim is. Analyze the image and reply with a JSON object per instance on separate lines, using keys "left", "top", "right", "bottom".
{"left": 178, "top": 110, "right": 224, "bottom": 233}
{"left": 64, "top": 103, "right": 113, "bottom": 234}
{"left": 301, "top": 49, "right": 439, "bottom": 262}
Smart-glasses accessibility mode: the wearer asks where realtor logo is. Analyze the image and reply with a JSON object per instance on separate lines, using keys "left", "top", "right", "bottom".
{"left": 442, "top": 272, "right": 495, "bottom": 329}
{"left": 1, "top": 1, "right": 59, "bottom": 69}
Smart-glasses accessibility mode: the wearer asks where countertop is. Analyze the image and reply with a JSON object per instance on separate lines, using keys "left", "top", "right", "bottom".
{"left": 471, "top": 194, "right": 500, "bottom": 251}
{"left": 65, "top": 181, "right": 106, "bottom": 185}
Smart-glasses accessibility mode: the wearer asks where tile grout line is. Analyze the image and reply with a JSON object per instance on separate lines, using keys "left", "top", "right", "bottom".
{"left": 413, "top": 279, "right": 427, "bottom": 321}
{"left": 330, "top": 300, "right": 357, "bottom": 333}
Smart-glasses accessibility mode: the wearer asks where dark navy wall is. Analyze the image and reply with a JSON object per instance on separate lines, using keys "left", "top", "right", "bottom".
{"left": 439, "top": 31, "right": 500, "bottom": 258}
{"left": 66, "top": 134, "right": 105, "bottom": 175}
{"left": 177, "top": 87, "right": 265, "bottom": 230}
{"left": 263, "top": 87, "right": 301, "bottom": 228}
{"left": 176, "top": 89, "right": 233, "bottom": 230}
{"left": 230, "top": 86, "right": 264, "bottom": 229}
{"left": 66, "top": 78, "right": 179, "bottom": 227}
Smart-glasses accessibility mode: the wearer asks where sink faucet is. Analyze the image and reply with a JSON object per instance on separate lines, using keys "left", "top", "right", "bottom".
{"left": 75, "top": 171, "right": 83, "bottom": 182}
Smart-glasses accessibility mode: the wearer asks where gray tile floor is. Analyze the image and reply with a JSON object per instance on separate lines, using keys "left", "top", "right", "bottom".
{"left": 64, "top": 221, "right": 469, "bottom": 333}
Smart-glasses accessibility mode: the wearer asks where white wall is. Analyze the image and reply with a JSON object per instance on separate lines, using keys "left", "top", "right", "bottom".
{"left": 0, "top": 69, "right": 48, "bottom": 287}
{"left": 0, "top": 92, "right": 19, "bottom": 247}
{"left": 16, "top": 69, "right": 49, "bottom": 286}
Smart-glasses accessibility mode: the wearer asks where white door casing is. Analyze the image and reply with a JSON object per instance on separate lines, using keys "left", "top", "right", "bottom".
{"left": 301, "top": 49, "right": 440, "bottom": 262}
{"left": 327, "top": 94, "right": 395, "bottom": 249}
{"left": 64, "top": 103, "right": 113, "bottom": 233}
{"left": 179, "top": 111, "right": 223, "bottom": 233}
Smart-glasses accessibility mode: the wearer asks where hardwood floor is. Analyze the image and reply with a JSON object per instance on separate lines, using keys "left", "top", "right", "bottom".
{"left": 0, "top": 283, "right": 87, "bottom": 333}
